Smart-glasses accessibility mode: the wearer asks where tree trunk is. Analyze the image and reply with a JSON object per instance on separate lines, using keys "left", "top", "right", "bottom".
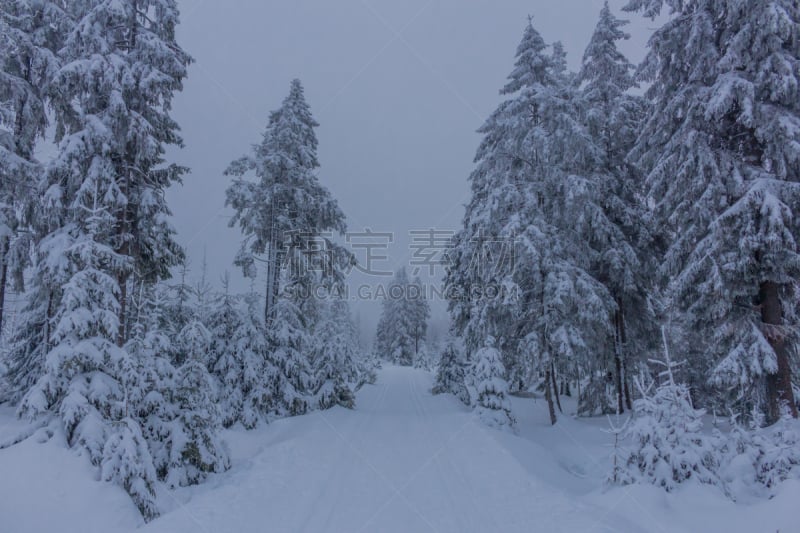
{"left": 551, "top": 362, "right": 563, "bottom": 413}
{"left": 760, "top": 281, "right": 798, "bottom": 423}
{"left": 613, "top": 305, "right": 626, "bottom": 414}
{"left": 623, "top": 371, "right": 632, "bottom": 411}
{"left": 613, "top": 350, "right": 624, "bottom": 415}
{"left": 0, "top": 236, "right": 8, "bottom": 337}
{"left": 264, "top": 242, "right": 280, "bottom": 324}
{"left": 545, "top": 366, "right": 557, "bottom": 425}
{"left": 117, "top": 277, "right": 127, "bottom": 346}
{"left": 44, "top": 290, "right": 53, "bottom": 352}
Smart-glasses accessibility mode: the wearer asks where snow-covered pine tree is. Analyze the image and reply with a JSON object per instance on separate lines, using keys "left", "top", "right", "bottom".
{"left": 447, "top": 17, "right": 615, "bottom": 425}
{"left": 470, "top": 336, "right": 515, "bottom": 429}
{"left": 176, "top": 318, "right": 211, "bottom": 368}
{"left": 12, "top": 0, "right": 192, "bottom": 407}
{"left": 412, "top": 344, "right": 436, "bottom": 371}
{"left": 122, "top": 283, "right": 231, "bottom": 495}
{"left": 0, "top": 0, "right": 66, "bottom": 337}
{"left": 206, "top": 273, "right": 239, "bottom": 420}
{"left": 753, "top": 415, "right": 800, "bottom": 490}
{"left": 432, "top": 341, "right": 469, "bottom": 405}
{"left": 616, "top": 329, "right": 718, "bottom": 491}
{"left": 18, "top": 184, "right": 150, "bottom": 501}
{"left": 373, "top": 296, "right": 392, "bottom": 361}
{"left": 0, "top": 1, "right": 70, "bottom": 398}
{"left": 267, "top": 272, "right": 314, "bottom": 417}
{"left": 373, "top": 268, "right": 417, "bottom": 365}
{"left": 219, "top": 289, "right": 273, "bottom": 428}
{"left": 718, "top": 413, "right": 800, "bottom": 497}
{"left": 624, "top": 0, "right": 800, "bottom": 424}
{"left": 311, "top": 298, "right": 359, "bottom": 409}
{"left": 159, "top": 261, "right": 195, "bottom": 363}
{"left": 101, "top": 417, "right": 159, "bottom": 521}
{"left": 444, "top": 21, "right": 548, "bottom": 375}
{"left": 11, "top": 1, "right": 232, "bottom": 518}
{"left": 575, "top": 2, "right": 654, "bottom": 415}
{"left": 409, "top": 275, "right": 430, "bottom": 361}
{"left": 225, "top": 79, "right": 350, "bottom": 324}
{"left": 51, "top": 0, "right": 191, "bottom": 345}
{"left": 2, "top": 229, "right": 69, "bottom": 402}
{"left": 161, "top": 354, "right": 230, "bottom": 488}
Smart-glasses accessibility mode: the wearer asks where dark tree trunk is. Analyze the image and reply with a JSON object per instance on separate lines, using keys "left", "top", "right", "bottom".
{"left": 613, "top": 305, "right": 626, "bottom": 414}
{"left": 623, "top": 372, "right": 632, "bottom": 411}
{"left": 117, "top": 277, "right": 127, "bottom": 346}
{"left": 265, "top": 243, "right": 280, "bottom": 325}
{"left": 551, "top": 362, "right": 563, "bottom": 413}
{"left": 545, "top": 366, "right": 557, "bottom": 425}
{"left": 0, "top": 236, "right": 8, "bottom": 337}
{"left": 44, "top": 290, "right": 53, "bottom": 351}
{"left": 614, "top": 349, "right": 624, "bottom": 414}
{"left": 760, "top": 281, "right": 798, "bottom": 424}
{"left": 116, "top": 186, "right": 131, "bottom": 347}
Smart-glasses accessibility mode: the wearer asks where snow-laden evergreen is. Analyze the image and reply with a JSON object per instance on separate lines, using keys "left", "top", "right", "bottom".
{"left": 719, "top": 415, "right": 800, "bottom": 497}
{"left": 224, "top": 79, "right": 351, "bottom": 323}
{"left": 624, "top": 0, "right": 800, "bottom": 423}
{"left": 267, "top": 276, "right": 314, "bottom": 417}
{"left": 101, "top": 417, "right": 159, "bottom": 521}
{"left": 18, "top": 200, "right": 150, "bottom": 502}
{"left": 211, "top": 288, "right": 271, "bottom": 428}
{"left": 470, "top": 337, "right": 515, "bottom": 429}
{"left": 373, "top": 268, "right": 429, "bottom": 366}
{"left": 614, "top": 330, "right": 718, "bottom": 491}
{"left": 0, "top": 0, "right": 67, "bottom": 339}
{"left": 311, "top": 298, "right": 360, "bottom": 409}
{"left": 0, "top": 0, "right": 69, "bottom": 400}
{"left": 1, "top": 1, "right": 237, "bottom": 520}
{"left": 432, "top": 341, "right": 469, "bottom": 405}
{"left": 446, "top": 18, "right": 618, "bottom": 424}
{"left": 618, "top": 370, "right": 718, "bottom": 491}
{"left": 575, "top": 2, "right": 654, "bottom": 416}
{"left": 409, "top": 275, "right": 431, "bottom": 359}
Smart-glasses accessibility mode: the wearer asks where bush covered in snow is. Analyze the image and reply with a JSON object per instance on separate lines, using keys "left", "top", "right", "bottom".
{"left": 432, "top": 342, "right": 469, "bottom": 405}
{"left": 470, "top": 337, "right": 515, "bottom": 429}
{"left": 611, "top": 331, "right": 800, "bottom": 499}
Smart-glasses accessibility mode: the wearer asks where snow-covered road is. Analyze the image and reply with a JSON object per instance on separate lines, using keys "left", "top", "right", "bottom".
{"left": 144, "top": 365, "right": 617, "bottom": 533}
{"left": 3, "top": 365, "right": 797, "bottom": 532}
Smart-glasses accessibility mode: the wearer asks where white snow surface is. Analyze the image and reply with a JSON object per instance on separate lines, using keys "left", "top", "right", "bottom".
{"left": 1, "top": 365, "right": 797, "bottom": 532}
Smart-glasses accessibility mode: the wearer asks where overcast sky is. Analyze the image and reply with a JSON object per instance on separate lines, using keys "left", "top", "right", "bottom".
{"left": 167, "top": 0, "right": 659, "bottom": 344}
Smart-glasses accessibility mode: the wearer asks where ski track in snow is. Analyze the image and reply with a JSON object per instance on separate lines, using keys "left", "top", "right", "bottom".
{"left": 2, "top": 366, "right": 799, "bottom": 533}
{"left": 142, "top": 366, "right": 621, "bottom": 533}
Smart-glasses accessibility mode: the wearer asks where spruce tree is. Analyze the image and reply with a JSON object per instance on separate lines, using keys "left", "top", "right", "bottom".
{"left": 409, "top": 275, "right": 431, "bottom": 359}
{"left": 312, "top": 298, "right": 359, "bottom": 409}
{"left": 625, "top": 0, "right": 800, "bottom": 423}
{"left": 575, "top": 2, "right": 654, "bottom": 415}
{"left": 615, "top": 330, "right": 719, "bottom": 491}
{"left": 0, "top": 0, "right": 66, "bottom": 336}
{"left": 374, "top": 268, "right": 417, "bottom": 366}
{"left": 447, "top": 18, "right": 616, "bottom": 424}
{"left": 470, "top": 336, "right": 515, "bottom": 429}
{"left": 267, "top": 271, "right": 314, "bottom": 417}
{"left": 433, "top": 341, "right": 469, "bottom": 405}
{"left": 225, "top": 79, "right": 350, "bottom": 323}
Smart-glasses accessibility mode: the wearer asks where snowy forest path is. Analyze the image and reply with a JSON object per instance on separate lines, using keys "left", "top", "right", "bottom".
{"left": 142, "top": 366, "right": 629, "bottom": 533}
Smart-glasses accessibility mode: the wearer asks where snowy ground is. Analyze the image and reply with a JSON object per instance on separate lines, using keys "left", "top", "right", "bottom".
{"left": 1, "top": 365, "right": 797, "bottom": 532}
